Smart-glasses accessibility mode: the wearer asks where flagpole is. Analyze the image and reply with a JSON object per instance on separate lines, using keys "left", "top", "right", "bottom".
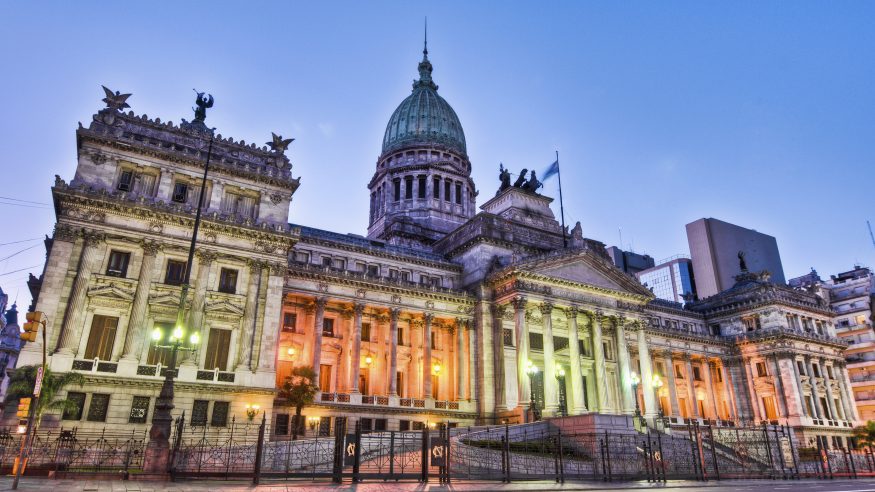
{"left": 556, "top": 150, "right": 567, "bottom": 248}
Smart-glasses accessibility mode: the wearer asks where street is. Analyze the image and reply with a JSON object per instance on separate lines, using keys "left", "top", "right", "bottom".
{"left": 4, "top": 478, "right": 875, "bottom": 492}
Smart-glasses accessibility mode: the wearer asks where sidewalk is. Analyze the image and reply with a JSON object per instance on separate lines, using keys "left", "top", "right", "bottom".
{"left": 3, "top": 477, "right": 875, "bottom": 492}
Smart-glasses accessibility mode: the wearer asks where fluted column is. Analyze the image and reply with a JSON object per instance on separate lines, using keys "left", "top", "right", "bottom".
{"left": 805, "top": 356, "right": 822, "bottom": 420}
{"left": 513, "top": 297, "right": 530, "bottom": 407}
{"left": 121, "top": 241, "right": 160, "bottom": 360}
{"left": 838, "top": 362, "right": 860, "bottom": 421}
{"left": 685, "top": 356, "right": 699, "bottom": 418}
{"left": 388, "top": 308, "right": 400, "bottom": 396}
{"left": 423, "top": 313, "right": 434, "bottom": 398}
{"left": 566, "top": 307, "right": 586, "bottom": 414}
{"left": 456, "top": 318, "right": 467, "bottom": 400}
{"left": 591, "top": 312, "right": 608, "bottom": 412}
{"left": 467, "top": 322, "right": 478, "bottom": 402}
{"left": 791, "top": 358, "right": 808, "bottom": 417}
{"left": 540, "top": 303, "right": 559, "bottom": 416}
{"left": 637, "top": 325, "right": 656, "bottom": 419}
{"left": 350, "top": 303, "right": 365, "bottom": 393}
{"left": 491, "top": 304, "right": 507, "bottom": 411}
{"left": 185, "top": 249, "right": 216, "bottom": 365}
{"left": 310, "top": 297, "right": 328, "bottom": 386}
{"left": 235, "top": 261, "right": 262, "bottom": 371}
{"left": 703, "top": 359, "right": 718, "bottom": 419}
{"left": 664, "top": 350, "right": 680, "bottom": 417}
{"left": 57, "top": 232, "right": 105, "bottom": 355}
{"left": 772, "top": 354, "right": 789, "bottom": 418}
{"left": 615, "top": 317, "right": 634, "bottom": 415}
{"left": 743, "top": 358, "right": 762, "bottom": 421}
{"left": 722, "top": 361, "right": 741, "bottom": 420}
{"left": 821, "top": 359, "right": 839, "bottom": 421}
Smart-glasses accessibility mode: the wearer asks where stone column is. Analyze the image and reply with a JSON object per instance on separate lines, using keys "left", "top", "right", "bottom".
{"left": 456, "top": 318, "right": 467, "bottom": 401}
{"left": 185, "top": 249, "right": 216, "bottom": 365}
{"left": 615, "top": 317, "right": 635, "bottom": 415}
{"left": 685, "top": 356, "right": 699, "bottom": 418}
{"left": 720, "top": 363, "right": 739, "bottom": 420}
{"left": 664, "top": 350, "right": 681, "bottom": 417}
{"left": 591, "top": 311, "right": 608, "bottom": 412}
{"left": 311, "top": 297, "right": 327, "bottom": 386}
{"left": 540, "top": 303, "right": 559, "bottom": 416}
{"left": 791, "top": 358, "right": 808, "bottom": 417}
{"left": 838, "top": 362, "right": 859, "bottom": 421}
{"left": 350, "top": 303, "right": 365, "bottom": 393}
{"left": 121, "top": 241, "right": 160, "bottom": 360}
{"left": 724, "top": 361, "right": 744, "bottom": 420}
{"left": 703, "top": 359, "right": 718, "bottom": 419}
{"left": 637, "top": 325, "right": 656, "bottom": 419}
{"left": 491, "top": 304, "right": 507, "bottom": 412}
{"left": 513, "top": 297, "right": 530, "bottom": 407}
{"left": 467, "top": 322, "right": 478, "bottom": 402}
{"left": 743, "top": 358, "right": 762, "bottom": 421}
{"left": 423, "top": 314, "right": 433, "bottom": 399}
{"left": 235, "top": 261, "right": 262, "bottom": 371}
{"left": 256, "top": 263, "right": 286, "bottom": 373}
{"left": 33, "top": 225, "right": 76, "bottom": 359}
{"left": 821, "top": 359, "right": 839, "bottom": 421}
{"left": 771, "top": 354, "right": 790, "bottom": 418}
{"left": 388, "top": 308, "right": 400, "bottom": 395}
{"left": 565, "top": 307, "right": 586, "bottom": 414}
{"left": 57, "top": 232, "right": 105, "bottom": 355}
{"left": 805, "top": 356, "right": 823, "bottom": 420}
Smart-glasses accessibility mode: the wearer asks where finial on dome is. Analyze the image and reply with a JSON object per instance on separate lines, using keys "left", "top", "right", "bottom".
{"left": 415, "top": 18, "right": 436, "bottom": 90}
{"left": 423, "top": 17, "right": 428, "bottom": 59}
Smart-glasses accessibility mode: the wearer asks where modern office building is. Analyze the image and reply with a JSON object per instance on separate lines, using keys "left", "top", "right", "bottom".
{"left": 605, "top": 246, "right": 655, "bottom": 275}
{"left": 636, "top": 255, "right": 697, "bottom": 305}
{"left": 686, "top": 218, "right": 785, "bottom": 298}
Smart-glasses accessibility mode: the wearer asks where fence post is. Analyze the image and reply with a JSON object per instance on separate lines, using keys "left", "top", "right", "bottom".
{"left": 504, "top": 424, "right": 511, "bottom": 483}
{"left": 389, "top": 431, "right": 395, "bottom": 479}
{"left": 784, "top": 424, "right": 800, "bottom": 479}
{"left": 599, "top": 437, "right": 607, "bottom": 481}
{"left": 657, "top": 429, "right": 666, "bottom": 482}
{"left": 762, "top": 423, "right": 774, "bottom": 479}
{"left": 169, "top": 412, "right": 186, "bottom": 480}
{"left": 420, "top": 426, "right": 428, "bottom": 483}
{"left": 353, "top": 420, "right": 362, "bottom": 483}
{"left": 557, "top": 429, "right": 564, "bottom": 484}
{"left": 252, "top": 413, "right": 266, "bottom": 485}
{"left": 332, "top": 418, "right": 345, "bottom": 483}
{"left": 226, "top": 416, "right": 236, "bottom": 480}
{"left": 604, "top": 431, "right": 612, "bottom": 481}
{"left": 445, "top": 423, "right": 452, "bottom": 484}
{"left": 773, "top": 426, "right": 786, "bottom": 480}
{"left": 848, "top": 447, "right": 857, "bottom": 479}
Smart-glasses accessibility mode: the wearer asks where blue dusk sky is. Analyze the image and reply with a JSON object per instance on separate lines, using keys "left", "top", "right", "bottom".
{"left": 1, "top": 2, "right": 873, "bottom": 307}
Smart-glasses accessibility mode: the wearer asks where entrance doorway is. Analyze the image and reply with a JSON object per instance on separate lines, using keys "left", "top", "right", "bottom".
{"left": 359, "top": 372, "right": 369, "bottom": 395}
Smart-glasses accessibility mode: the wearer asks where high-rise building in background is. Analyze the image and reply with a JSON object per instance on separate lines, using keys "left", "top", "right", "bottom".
{"left": 605, "top": 246, "right": 655, "bottom": 275}
{"left": 636, "top": 255, "right": 697, "bottom": 305}
{"left": 686, "top": 218, "right": 785, "bottom": 298}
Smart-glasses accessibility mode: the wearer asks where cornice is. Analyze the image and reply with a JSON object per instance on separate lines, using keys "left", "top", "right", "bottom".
{"left": 491, "top": 270, "right": 652, "bottom": 305}
{"left": 296, "top": 235, "right": 461, "bottom": 271}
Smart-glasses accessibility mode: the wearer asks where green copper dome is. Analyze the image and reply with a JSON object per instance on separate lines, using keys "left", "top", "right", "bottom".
{"left": 382, "top": 48, "right": 467, "bottom": 156}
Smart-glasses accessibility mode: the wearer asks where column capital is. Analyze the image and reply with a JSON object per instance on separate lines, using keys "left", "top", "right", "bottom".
{"left": 511, "top": 296, "right": 527, "bottom": 312}
{"left": 82, "top": 230, "right": 106, "bottom": 246}
{"left": 424, "top": 312, "right": 434, "bottom": 323}
{"left": 564, "top": 306, "right": 579, "bottom": 318}
{"left": 616, "top": 315, "right": 627, "bottom": 327}
{"left": 196, "top": 249, "right": 218, "bottom": 265}
{"left": 142, "top": 240, "right": 162, "bottom": 256}
{"left": 389, "top": 307, "right": 401, "bottom": 321}
{"left": 315, "top": 296, "right": 328, "bottom": 309}
{"left": 354, "top": 302, "right": 366, "bottom": 315}
{"left": 538, "top": 302, "right": 554, "bottom": 316}
{"left": 491, "top": 303, "right": 507, "bottom": 319}
{"left": 412, "top": 318, "right": 425, "bottom": 329}
{"left": 269, "top": 261, "right": 287, "bottom": 276}
{"left": 662, "top": 349, "right": 674, "bottom": 360}
{"left": 53, "top": 224, "right": 78, "bottom": 243}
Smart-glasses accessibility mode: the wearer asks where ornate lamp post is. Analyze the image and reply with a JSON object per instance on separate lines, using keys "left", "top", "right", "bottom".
{"left": 525, "top": 360, "right": 540, "bottom": 421}
{"left": 555, "top": 365, "right": 567, "bottom": 417}
{"left": 631, "top": 371, "right": 645, "bottom": 430}
{"left": 652, "top": 374, "right": 666, "bottom": 431}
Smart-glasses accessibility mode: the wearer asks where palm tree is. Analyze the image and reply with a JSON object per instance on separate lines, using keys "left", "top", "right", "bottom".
{"left": 277, "top": 366, "right": 319, "bottom": 440}
{"left": 853, "top": 420, "right": 875, "bottom": 450}
{"left": 5, "top": 365, "right": 85, "bottom": 429}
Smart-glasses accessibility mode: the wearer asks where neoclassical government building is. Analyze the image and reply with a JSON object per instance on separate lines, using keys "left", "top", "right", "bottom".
{"left": 20, "top": 44, "right": 859, "bottom": 448}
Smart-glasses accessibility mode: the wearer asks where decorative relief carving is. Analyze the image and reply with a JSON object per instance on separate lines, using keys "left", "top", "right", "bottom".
{"left": 203, "top": 231, "right": 217, "bottom": 243}
{"left": 66, "top": 207, "right": 107, "bottom": 223}
{"left": 54, "top": 224, "right": 77, "bottom": 242}
{"left": 149, "top": 221, "right": 164, "bottom": 234}
{"left": 356, "top": 289, "right": 366, "bottom": 299}
{"left": 425, "top": 300, "right": 435, "bottom": 310}
{"left": 317, "top": 283, "right": 329, "bottom": 293}
{"left": 391, "top": 294, "right": 402, "bottom": 304}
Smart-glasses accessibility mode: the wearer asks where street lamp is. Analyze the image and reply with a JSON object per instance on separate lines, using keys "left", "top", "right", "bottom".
{"left": 245, "top": 404, "right": 261, "bottom": 422}
{"left": 555, "top": 365, "right": 567, "bottom": 417}
{"left": 652, "top": 374, "right": 667, "bottom": 431}
{"left": 525, "top": 360, "right": 540, "bottom": 421}
{"left": 630, "top": 371, "right": 642, "bottom": 417}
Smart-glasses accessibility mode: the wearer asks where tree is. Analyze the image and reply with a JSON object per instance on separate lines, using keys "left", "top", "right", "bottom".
{"left": 277, "top": 366, "right": 319, "bottom": 440}
{"left": 5, "top": 365, "right": 85, "bottom": 429}
{"left": 853, "top": 420, "right": 875, "bottom": 450}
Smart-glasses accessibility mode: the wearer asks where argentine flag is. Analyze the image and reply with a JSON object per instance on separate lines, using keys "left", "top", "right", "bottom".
{"left": 542, "top": 159, "right": 559, "bottom": 181}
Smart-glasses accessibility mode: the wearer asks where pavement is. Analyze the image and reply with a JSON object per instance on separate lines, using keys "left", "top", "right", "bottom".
{"left": 3, "top": 477, "right": 875, "bottom": 492}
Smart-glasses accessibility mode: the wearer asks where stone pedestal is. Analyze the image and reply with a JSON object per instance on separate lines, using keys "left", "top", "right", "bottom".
{"left": 143, "top": 443, "right": 170, "bottom": 473}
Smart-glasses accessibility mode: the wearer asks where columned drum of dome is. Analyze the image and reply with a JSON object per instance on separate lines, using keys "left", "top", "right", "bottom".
{"left": 367, "top": 42, "right": 476, "bottom": 249}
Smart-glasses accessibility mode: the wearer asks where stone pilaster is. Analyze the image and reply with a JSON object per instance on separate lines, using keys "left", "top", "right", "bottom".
{"left": 388, "top": 308, "right": 400, "bottom": 396}
{"left": 57, "top": 231, "right": 105, "bottom": 355}
{"left": 540, "top": 303, "right": 558, "bottom": 416}
{"left": 636, "top": 326, "right": 656, "bottom": 419}
{"left": 512, "top": 297, "right": 529, "bottom": 408}
{"left": 456, "top": 318, "right": 467, "bottom": 401}
{"left": 805, "top": 357, "right": 822, "bottom": 420}
{"left": 591, "top": 311, "right": 607, "bottom": 412}
{"left": 821, "top": 358, "right": 839, "bottom": 421}
{"left": 256, "top": 262, "right": 286, "bottom": 372}
{"left": 310, "top": 297, "right": 327, "bottom": 387}
{"left": 32, "top": 225, "right": 77, "bottom": 360}
{"left": 565, "top": 307, "right": 586, "bottom": 414}
{"left": 121, "top": 240, "right": 160, "bottom": 360}
{"left": 423, "top": 313, "right": 433, "bottom": 399}
{"left": 615, "top": 317, "right": 634, "bottom": 415}
{"left": 664, "top": 350, "right": 681, "bottom": 417}
{"left": 490, "top": 303, "right": 506, "bottom": 412}
{"left": 350, "top": 303, "right": 365, "bottom": 393}
{"left": 235, "top": 260, "right": 262, "bottom": 371}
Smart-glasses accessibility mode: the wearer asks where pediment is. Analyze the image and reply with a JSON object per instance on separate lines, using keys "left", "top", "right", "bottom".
{"left": 519, "top": 250, "right": 654, "bottom": 298}
{"left": 87, "top": 283, "right": 134, "bottom": 301}
{"left": 149, "top": 293, "right": 181, "bottom": 307}
{"left": 204, "top": 300, "right": 244, "bottom": 316}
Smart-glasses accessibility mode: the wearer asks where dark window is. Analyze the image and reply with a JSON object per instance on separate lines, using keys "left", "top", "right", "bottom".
{"left": 191, "top": 400, "right": 209, "bottom": 426}
{"left": 399, "top": 420, "right": 410, "bottom": 431}
{"left": 322, "top": 257, "right": 332, "bottom": 267}
{"left": 283, "top": 312, "right": 297, "bottom": 332}
{"left": 554, "top": 336, "right": 569, "bottom": 351}
{"left": 323, "top": 318, "right": 335, "bottom": 337}
{"left": 84, "top": 315, "right": 118, "bottom": 360}
{"left": 693, "top": 367, "right": 702, "bottom": 381}
{"left": 444, "top": 181, "right": 451, "bottom": 201}
{"left": 709, "top": 324, "right": 720, "bottom": 336}
{"left": 165, "top": 260, "right": 187, "bottom": 285}
{"left": 455, "top": 183, "right": 462, "bottom": 204}
{"left": 412, "top": 421, "right": 425, "bottom": 430}
{"left": 393, "top": 179, "right": 401, "bottom": 201}
{"left": 204, "top": 328, "right": 231, "bottom": 371}
{"left": 211, "top": 401, "right": 230, "bottom": 427}
{"left": 433, "top": 177, "right": 440, "bottom": 198}
{"left": 276, "top": 414, "right": 290, "bottom": 435}
{"left": 172, "top": 182, "right": 189, "bottom": 203}
{"left": 417, "top": 175, "right": 426, "bottom": 198}
{"left": 813, "top": 364, "right": 821, "bottom": 378}
{"left": 218, "top": 268, "right": 238, "bottom": 294}
{"left": 117, "top": 170, "right": 134, "bottom": 191}
{"left": 129, "top": 396, "right": 150, "bottom": 423}
{"left": 106, "top": 250, "right": 130, "bottom": 277}
{"left": 360, "top": 418, "right": 373, "bottom": 432}
{"left": 756, "top": 362, "right": 768, "bottom": 377}
{"left": 367, "top": 264, "right": 379, "bottom": 277}
{"left": 404, "top": 176, "right": 413, "bottom": 199}
{"left": 675, "top": 365, "right": 684, "bottom": 379}
{"left": 87, "top": 394, "right": 110, "bottom": 422}
{"left": 361, "top": 322, "right": 371, "bottom": 341}
{"left": 529, "top": 333, "right": 544, "bottom": 350}
{"left": 63, "top": 392, "right": 86, "bottom": 420}
{"left": 397, "top": 326, "right": 405, "bottom": 345}
{"left": 797, "top": 360, "right": 805, "bottom": 375}
{"left": 375, "top": 418, "right": 387, "bottom": 431}
{"left": 401, "top": 271, "right": 410, "bottom": 282}
{"left": 503, "top": 328, "right": 514, "bottom": 347}
{"left": 431, "top": 331, "right": 437, "bottom": 350}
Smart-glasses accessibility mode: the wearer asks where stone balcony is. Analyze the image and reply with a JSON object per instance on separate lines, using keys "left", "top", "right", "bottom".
{"left": 64, "top": 356, "right": 275, "bottom": 389}
{"left": 313, "top": 392, "right": 476, "bottom": 415}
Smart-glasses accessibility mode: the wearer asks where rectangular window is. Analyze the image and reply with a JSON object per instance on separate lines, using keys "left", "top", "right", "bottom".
{"left": 367, "top": 264, "right": 379, "bottom": 277}
{"left": 418, "top": 175, "right": 426, "bottom": 198}
{"left": 294, "top": 251, "right": 310, "bottom": 263}
{"left": 455, "top": 182, "right": 462, "bottom": 204}
{"left": 396, "top": 372, "right": 404, "bottom": 398}
{"left": 319, "top": 364, "right": 332, "bottom": 392}
{"left": 675, "top": 365, "right": 684, "bottom": 379}
{"left": 401, "top": 271, "right": 410, "bottom": 282}
{"left": 332, "top": 258, "right": 346, "bottom": 270}
{"left": 211, "top": 401, "right": 230, "bottom": 427}
{"left": 393, "top": 179, "right": 401, "bottom": 201}
{"left": 397, "top": 326, "right": 405, "bottom": 346}
{"left": 433, "top": 177, "right": 440, "bottom": 198}
{"left": 129, "top": 396, "right": 150, "bottom": 424}
{"left": 164, "top": 260, "right": 187, "bottom": 285}
{"left": 444, "top": 181, "right": 451, "bottom": 201}
{"left": 388, "top": 269, "right": 399, "bottom": 280}
{"left": 84, "top": 315, "right": 118, "bottom": 360}
{"left": 797, "top": 360, "right": 805, "bottom": 375}
{"left": 191, "top": 400, "right": 209, "bottom": 426}
{"left": 172, "top": 182, "right": 189, "bottom": 203}
{"left": 404, "top": 176, "right": 413, "bottom": 199}
{"left": 204, "top": 328, "right": 231, "bottom": 371}
{"left": 375, "top": 418, "right": 387, "bottom": 431}
{"left": 117, "top": 170, "right": 134, "bottom": 191}
{"left": 431, "top": 331, "right": 437, "bottom": 350}
{"left": 693, "top": 366, "right": 702, "bottom": 381}
{"left": 106, "top": 250, "right": 130, "bottom": 277}
{"left": 813, "top": 364, "right": 821, "bottom": 378}
{"left": 276, "top": 414, "right": 290, "bottom": 435}
{"left": 323, "top": 318, "right": 335, "bottom": 337}
{"left": 361, "top": 322, "right": 371, "bottom": 342}
{"left": 218, "top": 268, "right": 238, "bottom": 294}
{"left": 63, "top": 392, "right": 86, "bottom": 420}
{"left": 399, "top": 420, "right": 410, "bottom": 431}
{"left": 360, "top": 418, "right": 373, "bottom": 432}
{"left": 756, "top": 361, "right": 768, "bottom": 377}
{"left": 322, "top": 256, "right": 332, "bottom": 267}
{"left": 87, "top": 394, "right": 111, "bottom": 422}
{"left": 283, "top": 312, "right": 297, "bottom": 332}
{"left": 503, "top": 328, "right": 514, "bottom": 347}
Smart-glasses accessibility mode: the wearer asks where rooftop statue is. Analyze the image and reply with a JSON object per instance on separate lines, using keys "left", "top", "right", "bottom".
{"left": 497, "top": 163, "right": 511, "bottom": 194}
{"left": 738, "top": 251, "right": 748, "bottom": 272}
{"left": 193, "top": 90, "right": 214, "bottom": 123}
{"left": 101, "top": 85, "right": 132, "bottom": 112}
{"left": 512, "top": 168, "right": 528, "bottom": 188}
{"left": 522, "top": 170, "right": 542, "bottom": 193}
{"left": 267, "top": 132, "right": 295, "bottom": 155}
